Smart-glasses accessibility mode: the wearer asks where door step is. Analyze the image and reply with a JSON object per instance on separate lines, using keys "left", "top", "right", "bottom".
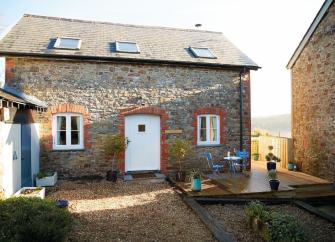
{"left": 123, "top": 172, "right": 166, "bottom": 181}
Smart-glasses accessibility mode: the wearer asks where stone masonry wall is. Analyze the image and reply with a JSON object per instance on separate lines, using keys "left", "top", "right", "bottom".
{"left": 5, "top": 57, "right": 251, "bottom": 178}
{"left": 291, "top": 3, "right": 335, "bottom": 182}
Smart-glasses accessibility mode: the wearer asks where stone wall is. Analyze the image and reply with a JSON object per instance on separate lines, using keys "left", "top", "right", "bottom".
{"left": 5, "top": 57, "right": 251, "bottom": 177}
{"left": 291, "top": 3, "right": 335, "bottom": 181}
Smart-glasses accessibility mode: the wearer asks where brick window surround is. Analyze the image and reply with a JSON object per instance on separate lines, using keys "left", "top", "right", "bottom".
{"left": 118, "top": 106, "right": 169, "bottom": 174}
{"left": 192, "top": 107, "right": 225, "bottom": 145}
{"left": 43, "top": 104, "right": 91, "bottom": 151}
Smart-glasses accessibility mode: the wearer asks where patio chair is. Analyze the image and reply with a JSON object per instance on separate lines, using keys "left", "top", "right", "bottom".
{"left": 236, "top": 150, "right": 249, "bottom": 171}
{"left": 203, "top": 152, "right": 224, "bottom": 175}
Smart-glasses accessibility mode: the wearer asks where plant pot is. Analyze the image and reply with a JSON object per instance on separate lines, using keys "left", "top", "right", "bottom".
{"left": 175, "top": 171, "right": 186, "bottom": 182}
{"left": 250, "top": 217, "right": 263, "bottom": 232}
{"left": 249, "top": 216, "right": 270, "bottom": 241}
{"left": 267, "top": 161, "right": 276, "bottom": 171}
{"left": 288, "top": 162, "right": 294, "bottom": 171}
{"left": 293, "top": 164, "right": 298, "bottom": 171}
{"left": 36, "top": 172, "right": 57, "bottom": 187}
{"left": 56, "top": 199, "right": 69, "bottom": 208}
{"left": 269, "top": 179, "right": 280, "bottom": 191}
{"left": 106, "top": 170, "right": 118, "bottom": 182}
{"left": 191, "top": 178, "right": 201, "bottom": 192}
{"left": 252, "top": 154, "right": 259, "bottom": 161}
{"left": 14, "top": 187, "right": 45, "bottom": 199}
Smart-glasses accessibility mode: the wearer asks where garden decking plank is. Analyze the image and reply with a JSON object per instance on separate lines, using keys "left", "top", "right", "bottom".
{"left": 175, "top": 161, "right": 332, "bottom": 199}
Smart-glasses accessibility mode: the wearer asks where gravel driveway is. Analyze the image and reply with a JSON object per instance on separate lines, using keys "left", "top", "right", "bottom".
{"left": 47, "top": 179, "right": 215, "bottom": 242}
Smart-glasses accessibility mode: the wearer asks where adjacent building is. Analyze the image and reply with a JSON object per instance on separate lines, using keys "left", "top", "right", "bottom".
{"left": 287, "top": 0, "right": 334, "bottom": 181}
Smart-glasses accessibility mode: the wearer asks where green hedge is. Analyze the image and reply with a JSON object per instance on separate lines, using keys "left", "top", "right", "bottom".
{"left": 0, "top": 197, "right": 72, "bottom": 242}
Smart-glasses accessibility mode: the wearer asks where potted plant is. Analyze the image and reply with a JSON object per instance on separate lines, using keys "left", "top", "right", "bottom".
{"left": 245, "top": 201, "right": 271, "bottom": 236}
{"left": 169, "top": 139, "right": 192, "bottom": 182}
{"left": 14, "top": 187, "right": 45, "bottom": 199}
{"left": 268, "top": 169, "right": 280, "bottom": 191}
{"left": 104, "top": 135, "right": 127, "bottom": 182}
{"left": 252, "top": 153, "right": 260, "bottom": 161}
{"left": 36, "top": 171, "right": 57, "bottom": 187}
{"left": 287, "top": 162, "right": 294, "bottom": 171}
{"left": 265, "top": 146, "right": 281, "bottom": 171}
{"left": 189, "top": 169, "right": 202, "bottom": 192}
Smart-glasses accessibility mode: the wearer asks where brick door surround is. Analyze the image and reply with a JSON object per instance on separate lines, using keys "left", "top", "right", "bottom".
{"left": 118, "top": 106, "right": 169, "bottom": 174}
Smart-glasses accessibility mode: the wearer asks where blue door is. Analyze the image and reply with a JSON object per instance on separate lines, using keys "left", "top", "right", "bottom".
{"left": 21, "top": 124, "right": 32, "bottom": 187}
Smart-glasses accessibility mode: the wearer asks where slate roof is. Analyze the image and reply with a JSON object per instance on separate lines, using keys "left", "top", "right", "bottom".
{"left": 0, "top": 14, "right": 259, "bottom": 70}
{"left": 0, "top": 85, "right": 47, "bottom": 108}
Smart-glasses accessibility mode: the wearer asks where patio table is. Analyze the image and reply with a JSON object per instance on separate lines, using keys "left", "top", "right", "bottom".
{"left": 223, "top": 156, "right": 243, "bottom": 174}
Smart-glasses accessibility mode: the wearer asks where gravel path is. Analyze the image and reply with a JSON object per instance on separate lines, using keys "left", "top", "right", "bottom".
{"left": 206, "top": 204, "right": 264, "bottom": 242}
{"left": 47, "top": 179, "right": 215, "bottom": 242}
{"left": 205, "top": 203, "right": 335, "bottom": 242}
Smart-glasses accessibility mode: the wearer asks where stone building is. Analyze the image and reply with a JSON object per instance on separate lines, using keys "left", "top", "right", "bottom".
{"left": 0, "top": 14, "right": 259, "bottom": 178}
{"left": 287, "top": 0, "right": 335, "bottom": 181}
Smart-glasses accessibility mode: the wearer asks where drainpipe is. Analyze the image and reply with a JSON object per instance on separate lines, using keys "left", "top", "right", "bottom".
{"left": 239, "top": 68, "right": 245, "bottom": 151}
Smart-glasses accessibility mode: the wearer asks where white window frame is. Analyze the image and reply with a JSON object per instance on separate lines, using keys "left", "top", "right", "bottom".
{"left": 52, "top": 113, "right": 84, "bottom": 150}
{"left": 189, "top": 47, "right": 216, "bottom": 59}
{"left": 197, "top": 114, "right": 220, "bottom": 146}
{"left": 54, "top": 37, "right": 82, "bottom": 50}
{"left": 115, "top": 41, "right": 140, "bottom": 53}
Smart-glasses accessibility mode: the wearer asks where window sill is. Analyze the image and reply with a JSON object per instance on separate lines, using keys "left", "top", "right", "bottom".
{"left": 196, "top": 144, "right": 222, "bottom": 148}
{"left": 52, "top": 149, "right": 85, "bottom": 152}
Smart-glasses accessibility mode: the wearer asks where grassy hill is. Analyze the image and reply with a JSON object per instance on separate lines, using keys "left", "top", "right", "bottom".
{"left": 252, "top": 114, "right": 291, "bottom": 138}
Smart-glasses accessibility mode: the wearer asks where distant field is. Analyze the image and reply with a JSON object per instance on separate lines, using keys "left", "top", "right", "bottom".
{"left": 252, "top": 113, "right": 291, "bottom": 138}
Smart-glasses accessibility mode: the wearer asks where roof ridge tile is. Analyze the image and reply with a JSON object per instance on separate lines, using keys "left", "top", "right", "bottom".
{"left": 23, "top": 14, "right": 223, "bottom": 34}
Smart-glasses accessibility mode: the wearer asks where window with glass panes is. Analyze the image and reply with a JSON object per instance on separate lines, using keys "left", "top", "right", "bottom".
{"left": 197, "top": 114, "right": 220, "bottom": 145}
{"left": 52, "top": 113, "right": 84, "bottom": 150}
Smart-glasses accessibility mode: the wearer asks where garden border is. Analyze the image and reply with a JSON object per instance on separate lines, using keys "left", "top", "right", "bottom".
{"left": 167, "top": 175, "right": 335, "bottom": 242}
{"left": 294, "top": 200, "right": 335, "bottom": 224}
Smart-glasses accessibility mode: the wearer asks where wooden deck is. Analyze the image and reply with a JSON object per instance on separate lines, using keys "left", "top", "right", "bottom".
{"left": 176, "top": 161, "right": 334, "bottom": 199}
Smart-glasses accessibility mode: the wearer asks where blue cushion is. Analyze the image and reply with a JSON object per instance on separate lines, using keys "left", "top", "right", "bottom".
{"left": 236, "top": 151, "right": 249, "bottom": 158}
{"left": 204, "top": 152, "right": 213, "bottom": 161}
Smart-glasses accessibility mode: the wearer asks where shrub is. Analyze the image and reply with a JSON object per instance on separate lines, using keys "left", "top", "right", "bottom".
{"left": 189, "top": 169, "right": 203, "bottom": 179}
{"left": 0, "top": 197, "right": 72, "bottom": 242}
{"left": 103, "top": 135, "right": 127, "bottom": 171}
{"left": 245, "top": 201, "right": 271, "bottom": 222}
{"left": 265, "top": 146, "right": 281, "bottom": 162}
{"left": 268, "top": 169, "right": 278, "bottom": 180}
{"left": 37, "top": 171, "right": 54, "bottom": 179}
{"left": 268, "top": 212, "right": 308, "bottom": 242}
{"left": 245, "top": 201, "right": 309, "bottom": 242}
{"left": 169, "top": 139, "right": 192, "bottom": 172}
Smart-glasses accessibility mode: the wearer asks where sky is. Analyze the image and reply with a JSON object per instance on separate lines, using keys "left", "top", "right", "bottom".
{"left": 0, "top": 0, "right": 325, "bottom": 117}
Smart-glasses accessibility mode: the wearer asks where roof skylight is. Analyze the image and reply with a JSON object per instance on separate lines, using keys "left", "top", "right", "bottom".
{"left": 115, "top": 41, "right": 140, "bottom": 53}
{"left": 189, "top": 47, "right": 216, "bottom": 59}
{"left": 54, "top": 37, "right": 81, "bottom": 50}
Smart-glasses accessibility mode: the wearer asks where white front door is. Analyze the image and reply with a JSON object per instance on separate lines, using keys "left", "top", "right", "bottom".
{"left": 125, "top": 115, "right": 160, "bottom": 172}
